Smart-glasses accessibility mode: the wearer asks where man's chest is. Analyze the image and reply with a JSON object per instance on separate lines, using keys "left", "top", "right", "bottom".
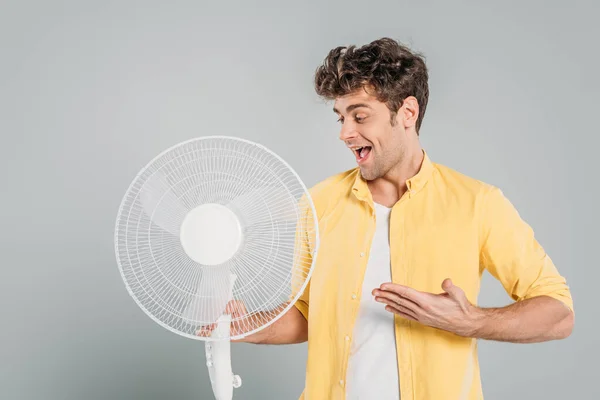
{"left": 310, "top": 202, "right": 482, "bottom": 304}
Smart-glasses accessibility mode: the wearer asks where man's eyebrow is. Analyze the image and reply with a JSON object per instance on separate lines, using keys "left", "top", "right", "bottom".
{"left": 333, "top": 103, "right": 372, "bottom": 114}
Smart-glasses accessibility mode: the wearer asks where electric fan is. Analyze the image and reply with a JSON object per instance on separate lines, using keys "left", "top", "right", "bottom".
{"left": 114, "top": 136, "right": 318, "bottom": 399}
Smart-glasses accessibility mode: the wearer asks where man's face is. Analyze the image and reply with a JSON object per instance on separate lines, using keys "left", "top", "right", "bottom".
{"left": 333, "top": 89, "right": 407, "bottom": 181}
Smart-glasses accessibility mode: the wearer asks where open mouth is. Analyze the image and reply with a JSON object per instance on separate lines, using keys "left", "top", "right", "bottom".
{"left": 354, "top": 146, "right": 372, "bottom": 163}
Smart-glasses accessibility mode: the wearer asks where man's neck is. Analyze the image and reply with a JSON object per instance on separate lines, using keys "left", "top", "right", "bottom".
{"left": 367, "top": 148, "right": 425, "bottom": 208}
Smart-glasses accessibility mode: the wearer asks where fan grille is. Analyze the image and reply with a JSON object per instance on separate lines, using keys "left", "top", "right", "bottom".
{"left": 115, "top": 136, "right": 318, "bottom": 340}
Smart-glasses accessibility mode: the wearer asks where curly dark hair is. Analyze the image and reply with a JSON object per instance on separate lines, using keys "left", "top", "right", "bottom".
{"left": 314, "top": 37, "right": 429, "bottom": 133}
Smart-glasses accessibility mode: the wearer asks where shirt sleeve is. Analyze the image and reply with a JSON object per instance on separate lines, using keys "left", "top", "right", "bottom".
{"left": 294, "top": 280, "right": 311, "bottom": 321}
{"left": 291, "top": 194, "right": 316, "bottom": 321}
{"left": 479, "top": 185, "right": 574, "bottom": 313}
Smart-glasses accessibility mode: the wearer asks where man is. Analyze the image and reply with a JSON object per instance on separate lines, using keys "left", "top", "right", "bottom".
{"left": 202, "top": 38, "right": 575, "bottom": 400}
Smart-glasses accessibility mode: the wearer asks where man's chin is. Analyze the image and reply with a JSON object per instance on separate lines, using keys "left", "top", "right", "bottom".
{"left": 359, "top": 166, "right": 377, "bottom": 181}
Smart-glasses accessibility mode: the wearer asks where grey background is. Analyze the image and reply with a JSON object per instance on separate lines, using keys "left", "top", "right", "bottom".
{"left": 1, "top": 0, "right": 597, "bottom": 399}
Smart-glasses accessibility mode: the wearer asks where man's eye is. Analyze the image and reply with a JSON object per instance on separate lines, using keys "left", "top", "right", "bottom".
{"left": 336, "top": 116, "right": 366, "bottom": 123}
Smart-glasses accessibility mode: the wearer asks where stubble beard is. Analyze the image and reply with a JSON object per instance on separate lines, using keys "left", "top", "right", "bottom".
{"left": 362, "top": 146, "right": 406, "bottom": 181}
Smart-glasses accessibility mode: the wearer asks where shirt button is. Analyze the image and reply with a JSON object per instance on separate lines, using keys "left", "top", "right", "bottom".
{"left": 351, "top": 293, "right": 357, "bottom": 299}
{"left": 345, "top": 335, "right": 350, "bottom": 341}
{"left": 360, "top": 252, "right": 365, "bottom": 257}
{"left": 339, "top": 380, "right": 344, "bottom": 386}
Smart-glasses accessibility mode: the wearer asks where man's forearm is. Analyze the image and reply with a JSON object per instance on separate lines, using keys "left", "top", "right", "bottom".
{"left": 235, "top": 306, "right": 308, "bottom": 345}
{"left": 466, "top": 295, "right": 574, "bottom": 343}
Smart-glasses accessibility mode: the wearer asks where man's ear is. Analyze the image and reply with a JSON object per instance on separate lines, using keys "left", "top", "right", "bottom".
{"left": 398, "top": 96, "right": 419, "bottom": 129}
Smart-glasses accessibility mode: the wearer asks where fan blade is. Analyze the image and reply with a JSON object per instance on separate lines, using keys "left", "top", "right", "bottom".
{"left": 227, "top": 184, "right": 298, "bottom": 227}
{"left": 181, "top": 267, "right": 234, "bottom": 325}
{"left": 139, "top": 169, "right": 189, "bottom": 236}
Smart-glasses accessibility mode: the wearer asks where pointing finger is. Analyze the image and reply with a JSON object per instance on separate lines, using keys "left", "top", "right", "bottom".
{"left": 378, "top": 283, "right": 425, "bottom": 305}
{"left": 373, "top": 289, "right": 419, "bottom": 311}
{"left": 382, "top": 299, "right": 417, "bottom": 321}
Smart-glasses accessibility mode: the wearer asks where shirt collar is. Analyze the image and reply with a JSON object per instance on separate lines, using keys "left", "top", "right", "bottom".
{"left": 352, "top": 149, "right": 435, "bottom": 202}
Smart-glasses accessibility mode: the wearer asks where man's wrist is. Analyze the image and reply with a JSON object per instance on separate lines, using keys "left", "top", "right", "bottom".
{"left": 460, "top": 305, "right": 488, "bottom": 338}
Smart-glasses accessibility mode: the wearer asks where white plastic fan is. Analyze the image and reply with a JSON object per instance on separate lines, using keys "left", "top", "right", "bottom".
{"left": 114, "top": 136, "right": 318, "bottom": 400}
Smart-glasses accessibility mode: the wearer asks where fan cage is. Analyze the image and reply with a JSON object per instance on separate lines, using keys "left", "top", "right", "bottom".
{"left": 114, "top": 136, "right": 318, "bottom": 341}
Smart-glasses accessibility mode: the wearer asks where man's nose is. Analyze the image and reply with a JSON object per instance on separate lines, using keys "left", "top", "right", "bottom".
{"left": 339, "top": 123, "right": 358, "bottom": 142}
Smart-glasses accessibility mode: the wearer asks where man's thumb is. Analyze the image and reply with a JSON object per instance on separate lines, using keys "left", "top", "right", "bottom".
{"left": 442, "top": 278, "right": 462, "bottom": 299}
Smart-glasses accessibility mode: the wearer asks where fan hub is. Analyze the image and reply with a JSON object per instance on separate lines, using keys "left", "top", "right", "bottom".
{"left": 179, "top": 203, "right": 242, "bottom": 265}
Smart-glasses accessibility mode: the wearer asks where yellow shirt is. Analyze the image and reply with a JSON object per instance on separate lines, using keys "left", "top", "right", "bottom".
{"left": 293, "top": 150, "right": 573, "bottom": 400}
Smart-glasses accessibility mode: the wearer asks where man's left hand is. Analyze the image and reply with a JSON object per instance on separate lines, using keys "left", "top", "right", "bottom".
{"left": 373, "top": 278, "right": 481, "bottom": 337}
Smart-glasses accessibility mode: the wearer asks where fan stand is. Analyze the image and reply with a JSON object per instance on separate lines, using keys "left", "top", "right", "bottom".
{"left": 205, "top": 274, "right": 241, "bottom": 400}
{"left": 180, "top": 203, "right": 243, "bottom": 400}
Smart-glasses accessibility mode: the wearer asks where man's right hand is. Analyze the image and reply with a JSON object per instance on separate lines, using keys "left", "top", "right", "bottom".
{"left": 195, "top": 300, "right": 250, "bottom": 339}
{"left": 195, "top": 301, "right": 308, "bottom": 345}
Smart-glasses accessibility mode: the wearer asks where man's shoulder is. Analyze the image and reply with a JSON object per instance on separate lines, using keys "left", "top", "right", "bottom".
{"left": 431, "top": 161, "right": 522, "bottom": 228}
{"left": 432, "top": 161, "right": 496, "bottom": 197}
{"left": 305, "top": 167, "right": 358, "bottom": 213}
{"left": 308, "top": 167, "right": 358, "bottom": 195}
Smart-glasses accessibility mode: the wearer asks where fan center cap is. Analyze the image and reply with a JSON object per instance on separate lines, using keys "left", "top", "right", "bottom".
{"left": 179, "top": 203, "right": 242, "bottom": 265}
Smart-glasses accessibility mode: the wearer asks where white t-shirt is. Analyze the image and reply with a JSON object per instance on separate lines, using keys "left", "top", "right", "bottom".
{"left": 345, "top": 202, "right": 400, "bottom": 400}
